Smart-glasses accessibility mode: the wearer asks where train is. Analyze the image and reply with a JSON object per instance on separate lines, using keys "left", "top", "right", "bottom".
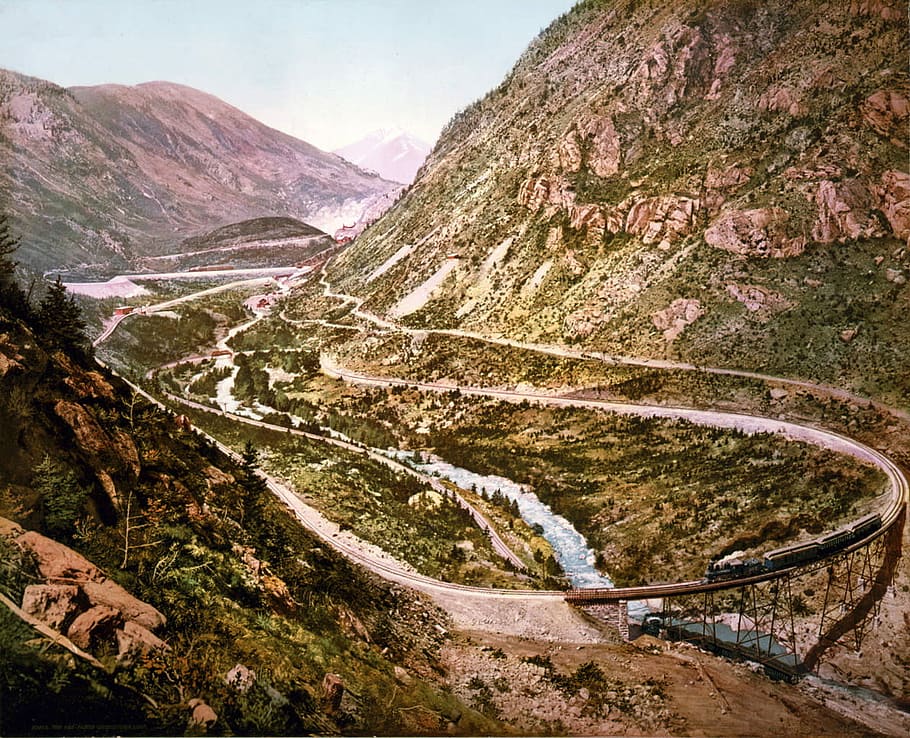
{"left": 705, "top": 512, "right": 881, "bottom": 582}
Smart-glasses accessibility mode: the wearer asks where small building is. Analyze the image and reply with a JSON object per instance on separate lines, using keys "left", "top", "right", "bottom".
{"left": 114, "top": 305, "right": 134, "bottom": 316}
{"left": 211, "top": 349, "right": 232, "bottom": 358}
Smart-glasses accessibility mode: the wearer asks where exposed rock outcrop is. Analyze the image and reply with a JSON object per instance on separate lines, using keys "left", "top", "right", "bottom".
{"left": 874, "top": 170, "right": 910, "bottom": 242}
{"left": 812, "top": 179, "right": 886, "bottom": 243}
{"left": 21, "top": 583, "right": 86, "bottom": 631}
{"left": 725, "top": 283, "right": 791, "bottom": 320}
{"left": 625, "top": 195, "right": 700, "bottom": 246}
{"left": 861, "top": 88, "right": 910, "bottom": 141}
{"left": 652, "top": 298, "right": 704, "bottom": 341}
{"left": 704, "top": 208, "right": 807, "bottom": 258}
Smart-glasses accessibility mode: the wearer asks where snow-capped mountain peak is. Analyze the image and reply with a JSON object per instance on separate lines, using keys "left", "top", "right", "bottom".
{"left": 334, "top": 128, "right": 431, "bottom": 184}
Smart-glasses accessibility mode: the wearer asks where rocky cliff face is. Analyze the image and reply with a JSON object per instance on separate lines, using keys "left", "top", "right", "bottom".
{"left": 327, "top": 0, "right": 909, "bottom": 401}
{"left": 0, "top": 71, "right": 398, "bottom": 273}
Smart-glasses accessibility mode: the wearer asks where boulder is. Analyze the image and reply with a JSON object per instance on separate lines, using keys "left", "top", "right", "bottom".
{"left": 67, "top": 604, "right": 123, "bottom": 651}
{"left": 226, "top": 663, "right": 256, "bottom": 692}
{"left": 116, "top": 621, "right": 169, "bottom": 664}
{"left": 704, "top": 207, "right": 806, "bottom": 258}
{"left": 16, "top": 530, "right": 104, "bottom": 582}
{"left": 188, "top": 699, "right": 218, "bottom": 731}
{"left": 81, "top": 579, "right": 166, "bottom": 631}
{"left": 20, "top": 583, "right": 86, "bottom": 631}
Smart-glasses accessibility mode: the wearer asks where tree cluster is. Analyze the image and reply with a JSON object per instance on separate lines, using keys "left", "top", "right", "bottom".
{"left": 0, "top": 213, "right": 89, "bottom": 357}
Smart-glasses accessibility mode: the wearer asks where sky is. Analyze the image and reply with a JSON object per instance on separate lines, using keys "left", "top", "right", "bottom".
{"left": 0, "top": 0, "right": 577, "bottom": 151}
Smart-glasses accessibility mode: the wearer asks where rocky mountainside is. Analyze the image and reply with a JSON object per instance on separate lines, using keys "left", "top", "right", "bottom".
{"left": 328, "top": 0, "right": 909, "bottom": 403}
{"left": 334, "top": 128, "right": 432, "bottom": 184}
{"left": 0, "top": 70, "right": 398, "bottom": 274}
{"left": 0, "top": 299, "right": 493, "bottom": 735}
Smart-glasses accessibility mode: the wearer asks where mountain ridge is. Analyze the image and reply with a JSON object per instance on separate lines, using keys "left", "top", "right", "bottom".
{"left": 325, "top": 0, "right": 909, "bottom": 403}
{"left": 0, "top": 68, "right": 398, "bottom": 274}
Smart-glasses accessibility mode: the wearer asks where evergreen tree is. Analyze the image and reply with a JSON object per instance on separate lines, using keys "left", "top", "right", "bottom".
{"left": 0, "top": 214, "right": 28, "bottom": 318}
{"left": 239, "top": 440, "right": 268, "bottom": 525}
{"left": 33, "top": 455, "right": 88, "bottom": 538}
{"left": 36, "top": 276, "right": 89, "bottom": 356}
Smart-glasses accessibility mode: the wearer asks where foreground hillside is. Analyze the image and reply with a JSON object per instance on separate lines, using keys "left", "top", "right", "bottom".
{"left": 0, "top": 302, "right": 495, "bottom": 735}
{"left": 0, "top": 70, "right": 398, "bottom": 273}
{"left": 328, "top": 0, "right": 909, "bottom": 404}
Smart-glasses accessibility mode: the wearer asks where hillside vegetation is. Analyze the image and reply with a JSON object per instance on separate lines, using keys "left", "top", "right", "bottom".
{"left": 0, "top": 297, "right": 493, "bottom": 735}
{"left": 327, "top": 0, "right": 909, "bottom": 404}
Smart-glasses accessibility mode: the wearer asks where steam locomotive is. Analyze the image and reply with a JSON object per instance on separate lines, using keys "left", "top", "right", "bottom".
{"left": 704, "top": 512, "right": 881, "bottom": 582}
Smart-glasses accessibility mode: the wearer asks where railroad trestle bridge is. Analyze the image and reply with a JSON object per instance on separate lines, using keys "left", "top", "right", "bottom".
{"left": 566, "top": 505, "right": 905, "bottom": 680}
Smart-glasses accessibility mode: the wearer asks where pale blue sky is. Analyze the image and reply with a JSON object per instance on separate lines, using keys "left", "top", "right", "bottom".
{"left": 0, "top": 0, "right": 576, "bottom": 150}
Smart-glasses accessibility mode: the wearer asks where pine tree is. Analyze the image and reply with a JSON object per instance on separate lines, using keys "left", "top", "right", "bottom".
{"left": 0, "top": 214, "right": 28, "bottom": 317}
{"left": 36, "top": 276, "right": 88, "bottom": 356}
{"left": 239, "top": 440, "right": 268, "bottom": 525}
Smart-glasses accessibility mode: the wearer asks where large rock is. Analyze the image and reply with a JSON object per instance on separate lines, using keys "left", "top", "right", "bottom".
{"left": 811, "top": 179, "right": 885, "bottom": 243}
{"left": 16, "top": 530, "right": 105, "bottom": 582}
{"left": 188, "top": 699, "right": 218, "bottom": 731}
{"left": 116, "top": 621, "right": 168, "bottom": 664}
{"left": 704, "top": 208, "right": 806, "bottom": 258}
{"left": 652, "top": 298, "right": 704, "bottom": 341}
{"left": 14, "top": 527, "right": 166, "bottom": 631}
{"left": 874, "top": 170, "right": 910, "bottom": 242}
{"left": 82, "top": 579, "right": 166, "bottom": 631}
{"left": 67, "top": 604, "right": 123, "bottom": 650}
{"left": 20, "top": 583, "right": 86, "bottom": 631}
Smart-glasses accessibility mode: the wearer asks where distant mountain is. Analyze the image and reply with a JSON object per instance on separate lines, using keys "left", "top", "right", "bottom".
{"left": 334, "top": 128, "right": 431, "bottom": 184}
{"left": 135, "top": 216, "right": 335, "bottom": 272}
{"left": 0, "top": 70, "right": 398, "bottom": 274}
{"left": 327, "top": 0, "right": 909, "bottom": 403}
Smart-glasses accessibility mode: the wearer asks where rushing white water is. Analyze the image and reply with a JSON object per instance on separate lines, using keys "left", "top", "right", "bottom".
{"left": 395, "top": 452, "right": 614, "bottom": 589}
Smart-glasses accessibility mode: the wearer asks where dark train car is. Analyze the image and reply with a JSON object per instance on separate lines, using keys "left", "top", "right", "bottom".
{"left": 817, "top": 526, "right": 853, "bottom": 554}
{"left": 763, "top": 540, "right": 819, "bottom": 570}
{"left": 850, "top": 513, "right": 881, "bottom": 540}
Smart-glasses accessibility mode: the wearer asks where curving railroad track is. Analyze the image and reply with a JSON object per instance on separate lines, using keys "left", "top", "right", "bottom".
{"left": 93, "top": 267, "right": 909, "bottom": 606}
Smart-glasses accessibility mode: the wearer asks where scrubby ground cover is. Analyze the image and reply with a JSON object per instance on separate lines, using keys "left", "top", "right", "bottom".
{"left": 175, "top": 406, "right": 547, "bottom": 589}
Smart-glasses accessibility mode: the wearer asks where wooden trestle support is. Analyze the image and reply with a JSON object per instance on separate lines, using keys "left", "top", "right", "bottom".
{"left": 657, "top": 508, "right": 904, "bottom": 680}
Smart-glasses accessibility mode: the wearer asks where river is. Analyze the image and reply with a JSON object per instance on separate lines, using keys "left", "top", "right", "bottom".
{"left": 394, "top": 452, "right": 615, "bottom": 589}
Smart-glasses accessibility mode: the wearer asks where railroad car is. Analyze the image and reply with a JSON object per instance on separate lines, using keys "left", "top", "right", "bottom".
{"left": 762, "top": 539, "right": 819, "bottom": 570}
{"left": 817, "top": 526, "right": 853, "bottom": 554}
{"left": 850, "top": 513, "right": 881, "bottom": 540}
